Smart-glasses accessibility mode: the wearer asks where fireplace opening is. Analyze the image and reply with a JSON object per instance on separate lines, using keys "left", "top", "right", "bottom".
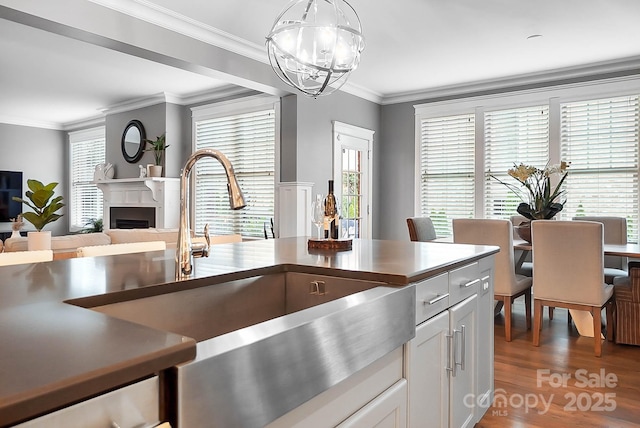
{"left": 116, "top": 219, "right": 150, "bottom": 229}
{"left": 110, "top": 207, "right": 155, "bottom": 229}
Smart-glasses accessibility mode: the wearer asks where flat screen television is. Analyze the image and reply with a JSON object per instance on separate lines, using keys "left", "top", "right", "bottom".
{"left": 0, "top": 171, "right": 23, "bottom": 222}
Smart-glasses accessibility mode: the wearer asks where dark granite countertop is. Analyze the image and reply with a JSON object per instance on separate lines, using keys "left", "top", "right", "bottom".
{"left": 0, "top": 237, "right": 497, "bottom": 426}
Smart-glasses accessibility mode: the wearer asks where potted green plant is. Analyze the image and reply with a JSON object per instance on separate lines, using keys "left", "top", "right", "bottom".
{"left": 77, "top": 217, "right": 103, "bottom": 234}
{"left": 144, "top": 133, "right": 169, "bottom": 177}
{"left": 12, "top": 179, "right": 65, "bottom": 250}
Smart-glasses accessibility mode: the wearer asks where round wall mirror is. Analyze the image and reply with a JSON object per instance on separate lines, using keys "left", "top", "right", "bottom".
{"left": 121, "top": 119, "right": 146, "bottom": 163}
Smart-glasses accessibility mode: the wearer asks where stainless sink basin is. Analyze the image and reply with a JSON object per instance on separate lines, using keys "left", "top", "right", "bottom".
{"left": 91, "top": 271, "right": 415, "bottom": 428}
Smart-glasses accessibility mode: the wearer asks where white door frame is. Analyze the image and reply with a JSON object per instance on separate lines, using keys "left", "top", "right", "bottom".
{"left": 332, "top": 121, "right": 374, "bottom": 238}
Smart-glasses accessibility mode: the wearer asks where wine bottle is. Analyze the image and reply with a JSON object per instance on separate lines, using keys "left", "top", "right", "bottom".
{"left": 324, "top": 180, "right": 339, "bottom": 239}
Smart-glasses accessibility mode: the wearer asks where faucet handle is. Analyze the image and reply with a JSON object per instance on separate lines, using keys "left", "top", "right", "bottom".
{"left": 191, "top": 224, "right": 210, "bottom": 258}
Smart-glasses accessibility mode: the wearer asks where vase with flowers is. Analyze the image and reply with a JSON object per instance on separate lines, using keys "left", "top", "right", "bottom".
{"left": 492, "top": 161, "right": 570, "bottom": 242}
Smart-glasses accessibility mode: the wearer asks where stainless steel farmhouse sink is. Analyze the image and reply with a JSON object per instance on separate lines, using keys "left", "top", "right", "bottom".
{"left": 90, "top": 271, "right": 415, "bottom": 428}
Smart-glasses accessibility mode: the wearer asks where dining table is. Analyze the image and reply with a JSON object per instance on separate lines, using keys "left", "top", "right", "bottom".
{"left": 514, "top": 239, "right": 640, "bottom": 270}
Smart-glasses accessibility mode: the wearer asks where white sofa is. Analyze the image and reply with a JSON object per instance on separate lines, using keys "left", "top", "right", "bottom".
{"left": 2, "top": 229, "right": 177, "bottom": 253}
{"left": 2, "top": 228, "right": 241, "bottom": 254}
{"left": 3, "top": 232, "right": 111, "bottom": 253}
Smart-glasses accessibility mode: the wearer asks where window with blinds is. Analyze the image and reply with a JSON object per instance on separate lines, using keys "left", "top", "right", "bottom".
{"left": 68, "top": 127, "right": 105, "bottom": 231}
{"left": 560, "top": 95, "right": 640, "bottom": 243}
{"left": 419, "top": 113, "right": 475, "bottom": 236}
{"left": 194, "top": 108, "right": 275, "bottom": 238}
{"left": 484, "top": 105, "right": 549, "bottom": 219}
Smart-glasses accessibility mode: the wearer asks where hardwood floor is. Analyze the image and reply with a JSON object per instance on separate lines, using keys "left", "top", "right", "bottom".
{"left": 477, "top": 300, "right": 640, "bottom": 427}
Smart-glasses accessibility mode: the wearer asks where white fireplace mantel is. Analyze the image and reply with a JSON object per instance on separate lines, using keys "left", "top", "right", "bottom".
{"left": 95, "top": 178, "right": 180, "bottom": 229}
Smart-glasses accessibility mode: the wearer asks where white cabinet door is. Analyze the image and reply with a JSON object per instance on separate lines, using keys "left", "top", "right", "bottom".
{"left": 475, "top": 259, "right": 495, "bottom": 422}
{"left": 338, "top": 379, "right": 407, "bottom": 428}
{"left": 406, "top": 310, "right": 449, "bottom": 428}
{"left": 449, "top": 294, "right": 477, "bottom": 428}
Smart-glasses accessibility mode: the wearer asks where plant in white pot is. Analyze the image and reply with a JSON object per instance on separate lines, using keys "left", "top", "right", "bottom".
{"left": 12, "top": 179, "right": 65, "bottom": 250}
{"left": 144, "top": 133, "right": 169, "bottom": 177}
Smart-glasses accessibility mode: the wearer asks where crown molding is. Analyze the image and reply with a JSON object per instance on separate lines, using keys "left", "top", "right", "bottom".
{"left": 89, "top": 0, "right": 268, "bottom": 64}
{"left": 339, "top": 80, "right": 383, "bottom": 104}
{"left": 62, "top": 115, "right": 106, "bottom": 132}
{"left": 179, "top": 86, "right": 255, "bottom": 105}
{"left": 380, "top": 55, "right": 640, "bottom": 106}
{"left": 99, "top": 93, "right": 169, "bottom": 115}
{"left": 0, "top": 115, "right": 64, "bottom": 130}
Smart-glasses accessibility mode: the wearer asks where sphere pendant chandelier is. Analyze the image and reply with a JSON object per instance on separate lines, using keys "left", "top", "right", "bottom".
{"left": 265, "top": 0, "right": 365, "bottom": 98}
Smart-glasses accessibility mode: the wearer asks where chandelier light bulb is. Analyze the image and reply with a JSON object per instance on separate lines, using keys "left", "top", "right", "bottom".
{"left": 266, "top": 0, "right": 365, "bottom": 97}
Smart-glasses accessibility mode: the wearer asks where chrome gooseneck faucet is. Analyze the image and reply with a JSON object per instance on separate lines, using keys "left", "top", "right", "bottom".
{"left": 176, "top": 148, "right": 246, "bottom": 278}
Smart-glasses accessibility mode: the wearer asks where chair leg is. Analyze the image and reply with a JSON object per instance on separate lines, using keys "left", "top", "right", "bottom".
{"left": 606, "top": 301, "right": 615, "bottom": 343}
{"left": 549, "top": 306, "right": 554, "bottom": 320}
{"left": 592, "top": 307, "right": 602, "bottom": 357}
{"left": 524, "top": 289, "right": 532, "bottom": 330}
{"left": 504, "top": 298, "right": 513, "bottom": 342}
{"left": 533, "top": 300, "right": 543, "bottom": 347}
{"left": 568, "top": 310, "right": 572, "bottom": 325}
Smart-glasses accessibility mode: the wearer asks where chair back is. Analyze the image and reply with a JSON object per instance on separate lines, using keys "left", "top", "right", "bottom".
{"left": 532, "top": 220, "right": 605, "bottom": 305}
{"left": 77, "top": 241, "right": 166, "bottom": 257}
{"left": 572, "top": 216, "right": 627, "bottom": 269}
{"left": 407, "top": 217, "right": 437, "bottom": 241}
{"left": 0, "top": 250, "right": 53, "bottom": 266}
{"left": 452, "top": 218, "right": 517, "bottom": 295}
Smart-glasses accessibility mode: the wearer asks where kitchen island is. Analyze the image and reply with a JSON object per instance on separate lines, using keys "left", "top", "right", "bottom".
{"left": 0, "top": 237, "right": 497, "bottom": 427}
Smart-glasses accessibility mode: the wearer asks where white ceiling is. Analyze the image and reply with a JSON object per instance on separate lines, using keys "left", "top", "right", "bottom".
{"left": 2, "top": 0, "right": 640, "bottom": 129}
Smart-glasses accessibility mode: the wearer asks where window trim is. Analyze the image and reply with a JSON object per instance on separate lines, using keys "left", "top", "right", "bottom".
{"left": 68, "top": 126, "right": 106, "bottom": 233}
{"left": 191, "top": 94, "right": 280, "bottom": 238}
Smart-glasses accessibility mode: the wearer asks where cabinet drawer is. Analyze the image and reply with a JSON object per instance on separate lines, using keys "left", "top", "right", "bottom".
{"left": 449, "top": 262, "right": 480, "bottom": 304}
{"left": 15, "top": 377, "right": 160, "bottom": 428}
{"left": 415, "top": 272, "right": 449, "bottom": 325}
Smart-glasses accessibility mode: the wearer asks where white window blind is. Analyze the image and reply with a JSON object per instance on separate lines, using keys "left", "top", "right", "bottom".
{"left": 68, "top": 127, "right": 105, "bottom": 231}
{"left": 560, "top": 95, "right": 640, "bottom": 243}
{"left": 419, "top": 113, "right": 475, "bottom": 236}
{"left": 484, "top": 105, "right": 549, "bottom": 219}
{"left": 194, "top": 108, "right": 275, "bottom": 238}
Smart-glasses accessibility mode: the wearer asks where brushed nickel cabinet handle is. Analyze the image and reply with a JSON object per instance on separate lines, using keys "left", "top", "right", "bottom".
{"left": 462, "top": 278, "right": 480, "bottom": 288}
{"left": 424, "top": 293, "right": 449, "bottom": 305}
{"left": 446, "top": 331, "right": 454, "bottom": 377}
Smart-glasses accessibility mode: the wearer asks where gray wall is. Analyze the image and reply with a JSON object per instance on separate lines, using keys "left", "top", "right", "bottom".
{"left": 165, "top": 103, "right": 186, "bottom": 178}
{"left": 0, "top": 123, "right": 67, "bottom": 235}
{"left": 106, "top": 104, "right": 170, "bottom": 179}
{"left": 379, "top": 102, "right": 416, "bottom": 240}
{"left": 293, "top": 92, "right": 382, "bottom": 236}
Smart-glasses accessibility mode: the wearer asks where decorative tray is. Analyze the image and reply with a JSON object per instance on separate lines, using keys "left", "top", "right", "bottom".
{"left": 307, "top": 238, "right": 353, "bottom": 251}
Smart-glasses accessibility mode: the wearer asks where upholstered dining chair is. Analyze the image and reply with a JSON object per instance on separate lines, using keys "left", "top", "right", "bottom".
{"left": 407, "top": 217, "right": 437, "bottom": 242}
{"left": 572, "top": 216, "right": 628, "bottom": 284}
{"left": 453, "top": 218, "right": 532, "bottom": 341}
{"left": 0, "top": 249, "right": 53, "bottom": 266}
{"left": 532, "top": 220, "right": 614, "bottom": 357}
{"left": 77, "top": 241, "right": 166, "bottom": 257}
